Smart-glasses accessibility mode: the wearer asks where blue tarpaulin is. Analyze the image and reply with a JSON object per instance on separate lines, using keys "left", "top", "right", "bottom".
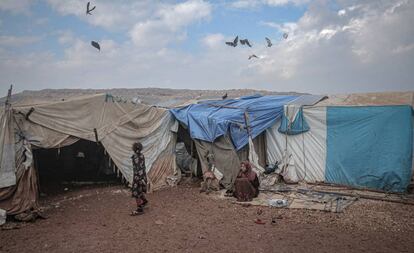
{"left": 325, "top": 105, "right": 413, "bottom": 192}
{"left": 170, "top": 95, "right": 298, "bottom": 150}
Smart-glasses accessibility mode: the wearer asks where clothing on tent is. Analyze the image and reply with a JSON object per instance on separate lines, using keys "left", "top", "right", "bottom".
{"left": 278, "top": 107, "right": 310, "bottom": 135}
{"left": 267, "top": 106, "right": 327, "bottom": 183}
{"left": 266, "top": 104, "right": 413, "bottom": 192}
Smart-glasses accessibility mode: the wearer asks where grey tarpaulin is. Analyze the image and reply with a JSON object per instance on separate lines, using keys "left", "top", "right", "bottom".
{"left": 194, "top": 135, "right": 240, "bottom": 190}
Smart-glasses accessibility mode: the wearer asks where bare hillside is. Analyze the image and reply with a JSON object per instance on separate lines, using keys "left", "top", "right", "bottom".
{"left": 1, "top": 88, "right": 306, "bottom": 107}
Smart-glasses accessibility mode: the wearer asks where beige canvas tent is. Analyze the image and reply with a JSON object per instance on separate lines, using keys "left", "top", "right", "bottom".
{"left": 0, "top": 93, "right": 178, "bottom": 215}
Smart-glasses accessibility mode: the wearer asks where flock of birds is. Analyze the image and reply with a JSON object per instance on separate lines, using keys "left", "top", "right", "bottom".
{"left": 87, "top": 2, "right": 101, "bottom": 51}
{"left": 87, "top": 1, "right": 289, "bottom": 61}
{"left": 225, "top": 32, "right": 289, "bottom": 60}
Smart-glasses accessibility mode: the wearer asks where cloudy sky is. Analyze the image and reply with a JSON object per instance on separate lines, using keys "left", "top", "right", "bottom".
{"left": 0, "top": 0, "right": 413, "bottom": 95}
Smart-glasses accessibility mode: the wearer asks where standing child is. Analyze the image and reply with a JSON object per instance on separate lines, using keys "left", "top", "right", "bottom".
{"left": 130, "top": 142, "right": 148, "bottom": 216}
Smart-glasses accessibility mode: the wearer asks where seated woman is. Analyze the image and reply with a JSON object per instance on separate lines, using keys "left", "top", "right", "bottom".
{"left": 233, "top": 161, "right": 260, "bottom": 202}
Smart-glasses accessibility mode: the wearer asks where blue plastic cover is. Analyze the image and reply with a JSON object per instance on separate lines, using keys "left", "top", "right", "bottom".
{"left": 278, "top": 108, "right": 310, "bottom": 135}
{"left": 170, "top": 95, "right": 298, "bottom": 150}
{"left": 325, "top": 106, "right": 413, "bottom": 192}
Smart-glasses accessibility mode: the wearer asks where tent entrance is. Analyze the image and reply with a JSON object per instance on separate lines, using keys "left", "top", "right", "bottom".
{"left": 33, "top": 139, "right": 119, "bottom": 196}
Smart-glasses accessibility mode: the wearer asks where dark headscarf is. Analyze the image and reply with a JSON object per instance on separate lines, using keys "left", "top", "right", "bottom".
{"left": 240, "top": 161, "right": 257, "bottom": 181}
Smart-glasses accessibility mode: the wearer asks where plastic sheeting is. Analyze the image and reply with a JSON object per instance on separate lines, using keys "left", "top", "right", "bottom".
{"left": 194, "top": 136, "right": 241, "bottom": 190}
{"left": 325, "top": 106, "right": 413, "bottom": 192}
{"left": 0, "top": 140, "right": 38, "bottom": 215}
{"left": 170, "top": 95, "right": 297, "bottom": 150}
{"left": 0, "top": 109, "right": 16, "bottom": 188}
{"left": 0, "top": 93, "right": 178, "bottom": 214}
{"left": 14, "top": 94, "right": 178, "bottom": 185}
{"left": 266, "top": 107, "right": 327, "bottom": 183}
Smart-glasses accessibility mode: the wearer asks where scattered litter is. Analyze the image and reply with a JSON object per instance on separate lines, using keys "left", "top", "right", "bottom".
{"left": 155, "top": 220, "right": 164, "bottom": 225}
{"left": 198, "top": 235, "right": 206, "bottom": 239}
{"left": 1, "top": 222, "right": 21, "bottom": 230}
{"left": 14, "top": 210, "right": 46, "bottom": 222}
{"left": 166, "top": 176, "right": 180, "bottom": 187}
{"left": 211, "top": 185, "right": 357, "bottom": 213}
{"left": 269, "top": 199, "right": 288, "bottom": 208}
{"left": 254, "top": 218, "right": 265, "bottom": 225}
{"left": 271, "top": 215, "right": 283, "bottom": 225}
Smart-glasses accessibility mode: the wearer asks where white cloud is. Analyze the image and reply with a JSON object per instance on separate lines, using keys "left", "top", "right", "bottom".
{"left": 338, "top": 9, "right": 346, "bottom": 16}
{"left": 201, "top": 33, "right": 225, "bottom": 49}
{"left": 246, "top": 0, "right": 414, "bottom": 93}
{"left": 35, "top": 18, "right": 49, "bottom": 26}
{"left": 264, "top": 0, "right": 310, "bottom": 6}
{"left": 129, "top": 0, "right": 211, "bottom": 47}
{"left": 57, "top": 31, "right": 75, "bottom": 45}
{"left": 392, "top": 43, "right": 414, "bottom": 54}
{"left": 230, "top": 0, "right": 261, "bottom": 9}
{"left": 46, "top": 0, "right": 154, "bottom": 30}
{"left": 1, "top": 0, "right": 413, "bottom": 96}
{"left": 0, "top": 35, "right": 42, "bottom": 47}
{"left": 230, "top": 0, "right": 309, "bottom": 9}
{"left": 0, "top": 0, "right": 32, "bottom": 14}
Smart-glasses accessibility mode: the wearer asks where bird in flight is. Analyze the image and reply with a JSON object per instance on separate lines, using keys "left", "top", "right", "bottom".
{"left": 222, "top": 93, "right": 228, "bottom": 100}
{"left": 265, "top": 37, "right": 272, "bottom": 47}
{"left": 86, "top": 2, "right": 96, "bottom": 15}
{"left": 240, "top": 39, "right": 252, "bottom": 47}
{"left": 282, "top": 33, "right": 289, "bottom": 39}
{"left": 225, "top": 36, "right": 238, "bottom": 47}
{"left": 248, "top": 54, "right": 258, "bottom": 60}
{"left": 91, "top": 41, "right": 100, "bottom": 51}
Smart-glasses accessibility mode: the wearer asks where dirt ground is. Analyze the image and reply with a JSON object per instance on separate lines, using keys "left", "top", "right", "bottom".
{"left": 1, "top": 183, "right": 414, "bottom": 253}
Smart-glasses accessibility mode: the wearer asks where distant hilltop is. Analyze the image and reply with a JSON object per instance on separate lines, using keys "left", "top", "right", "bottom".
{"left": 0, "top": 88, "right": 306, "bottom": 107}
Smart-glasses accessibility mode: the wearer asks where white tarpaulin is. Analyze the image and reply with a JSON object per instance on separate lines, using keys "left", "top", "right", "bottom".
{"left": 266, "top": 106, "right": 327, "bottom": 183}
{"left": 1, "top": 93, "right": 178, "bottom": 214}
{"left": 12, "top": 94, "right": 177, "bottom": 186}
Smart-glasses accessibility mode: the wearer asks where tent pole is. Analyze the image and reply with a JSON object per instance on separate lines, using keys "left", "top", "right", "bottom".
{"left": 243, "top": 111, "right": 251, "bottom": 137}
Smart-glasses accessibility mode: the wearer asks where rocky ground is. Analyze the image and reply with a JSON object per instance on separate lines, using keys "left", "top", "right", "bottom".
{"left": 1, "top": 183, "right": 414, "bottom": 253}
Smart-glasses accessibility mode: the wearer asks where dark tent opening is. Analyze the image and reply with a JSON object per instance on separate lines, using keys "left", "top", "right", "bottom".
{"left": 33, "top": 139, "right": 120, "bottom": 196}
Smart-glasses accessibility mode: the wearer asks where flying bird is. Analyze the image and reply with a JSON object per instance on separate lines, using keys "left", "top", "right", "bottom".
{"left": 91, "top": 41, "right": 100, "bottom": 51}
{"left": 86, "top": 2, "right": 96, "bottom": 15}
{"left": 248, "top": 54, "right": 258, "bottom": 60}
{"left": 225, "top": 36, "right": 238, "bottom": 47}
{"left": 240, "top": 39, "right": 252, "bottom": 47}
{"left": 265, "top": 37, "right": 272, "bottom": 47}
{"left": 282, "top": 33, "right": 289, "bottom": 39}
{"left": 222, "top": 93, "right": 228, "bottom": 100}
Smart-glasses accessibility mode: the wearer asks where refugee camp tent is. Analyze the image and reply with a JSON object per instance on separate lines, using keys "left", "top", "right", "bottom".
{"left": 266, "top": 92, "right": 414, "bottom": 192}
{"left": 0, "top": 93, "right": 178, "bottom": 215}
{"left": 170, "top": 95, "right": 300, "bottom": 189}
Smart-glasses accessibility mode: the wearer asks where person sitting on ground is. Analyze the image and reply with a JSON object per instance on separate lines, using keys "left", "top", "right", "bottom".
{"left": 233, "top": 161, "right": 260, "bottom": 202}
{"left": 130, "top": 142, "right": 148, "bottom": 216}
